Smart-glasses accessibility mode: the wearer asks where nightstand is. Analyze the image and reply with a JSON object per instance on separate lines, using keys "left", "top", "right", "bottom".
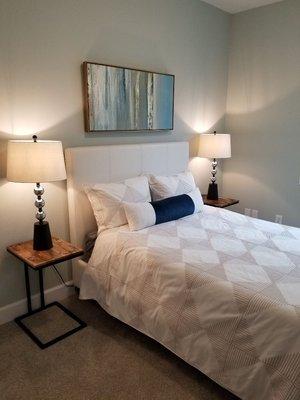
{"left": 7, "top": 237, "right": 86, "bottom": 349}
{"left": 202, "top": 195, "right": 239, "bottom": 208}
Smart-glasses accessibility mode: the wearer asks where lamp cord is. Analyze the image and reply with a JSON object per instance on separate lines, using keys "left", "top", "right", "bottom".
{"left": 52, "top": 265, "right": 74, "bottom": 288}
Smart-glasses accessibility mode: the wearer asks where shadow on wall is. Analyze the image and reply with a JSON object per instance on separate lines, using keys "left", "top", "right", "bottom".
{"left": 0, "top": 110, "right": 226, "bottom": 200}
{"left": 0, "top": 107, "right": 226, "bottom": 155}
{"left": 0, "top": 111, "right": 191, "bottom": 147}
{"left": 0, "top": 141, "right": 7, "bottom": 180}
{"left": 224, "top": 87, "right": 300, "bottom": 227}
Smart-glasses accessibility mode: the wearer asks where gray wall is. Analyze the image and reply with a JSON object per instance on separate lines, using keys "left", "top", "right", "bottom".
{"left": 223, "top": 0, "right": 300, "bottom": 227}
{"left": 0, "top": 0, "right": 230, "bottom": 308}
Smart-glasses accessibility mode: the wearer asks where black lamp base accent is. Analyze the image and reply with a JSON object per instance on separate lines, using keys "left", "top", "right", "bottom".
{"left": 33, "top": 221, "right": 53, "bottom": 251}
{"left": 207, "top": 183, "right": 219, "bottom": 200}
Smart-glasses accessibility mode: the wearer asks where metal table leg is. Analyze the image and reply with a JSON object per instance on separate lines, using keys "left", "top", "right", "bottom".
{"left": 39, "top": 269, "right": 45, "bottom": 309}
{"left": 24, "top": 263, "right": 32, "bottom": 313}
{"left": 16, "top": 264, "right": 86, "bottom": 349}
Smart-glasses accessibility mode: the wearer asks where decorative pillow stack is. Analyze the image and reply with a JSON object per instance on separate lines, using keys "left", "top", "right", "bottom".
{"left": 85, "top": 171, "right": 203, "bottom": 233}
{"left": 85, "top": 176, "right": 151, "bottom": 233}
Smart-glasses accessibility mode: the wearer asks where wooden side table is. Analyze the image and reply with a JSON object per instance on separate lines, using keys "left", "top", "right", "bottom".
{"left": 7, "top": 237, "right": 86, "bottom": 349}
{"left": 202, "top": 195, "right": 239, "bottom": 208}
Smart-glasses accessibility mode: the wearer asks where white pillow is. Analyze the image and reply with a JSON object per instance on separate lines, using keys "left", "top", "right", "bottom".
{"left": 148, "top": 171, "right": 196, "bottom": 201}
{"left": 124, "top": 188, "right": 203, "bottom": 231}
{"left": 85, "top": 176, "right": 151, "bottom": 233}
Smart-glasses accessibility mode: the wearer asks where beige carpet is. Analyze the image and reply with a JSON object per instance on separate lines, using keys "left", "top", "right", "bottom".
{"left": 0, "top": 295, "right": 238, "bottom": 400}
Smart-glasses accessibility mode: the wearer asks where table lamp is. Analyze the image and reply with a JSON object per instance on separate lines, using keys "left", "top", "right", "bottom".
{"left": 7, "top": 135, "right": 66, "bottom": 250}
{"left": 198, "top": 131, "right": 231, "bottom": 200}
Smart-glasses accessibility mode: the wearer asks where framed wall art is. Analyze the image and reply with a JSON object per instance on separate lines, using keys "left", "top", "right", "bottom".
{"left": 83, "top": 62, "right": 174, "bottom": 132}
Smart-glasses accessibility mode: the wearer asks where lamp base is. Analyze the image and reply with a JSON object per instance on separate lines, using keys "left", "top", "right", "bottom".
{"left": 207, "top": 183, "right": 219, "bottom": 200}
{"left": 33, "top": 221, "right": 53, "bottom": 251}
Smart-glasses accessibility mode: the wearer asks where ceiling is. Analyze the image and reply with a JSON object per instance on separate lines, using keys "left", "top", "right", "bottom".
{"left": 202, "top": 0, "right": 284, "bottom": 14}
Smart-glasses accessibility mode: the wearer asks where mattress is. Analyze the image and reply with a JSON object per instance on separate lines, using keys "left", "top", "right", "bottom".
{"left": 80, "top": 205, "right": 300, "bottom": 400}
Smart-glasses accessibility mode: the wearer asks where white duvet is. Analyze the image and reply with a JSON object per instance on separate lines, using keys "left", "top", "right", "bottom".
{"left": 80, "top": 206, "right": 300, "bottom": 400}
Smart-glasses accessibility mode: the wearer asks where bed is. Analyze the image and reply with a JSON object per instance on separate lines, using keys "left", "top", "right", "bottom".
{"left": 65, "top": 142, "right": 300, "bottom": 400}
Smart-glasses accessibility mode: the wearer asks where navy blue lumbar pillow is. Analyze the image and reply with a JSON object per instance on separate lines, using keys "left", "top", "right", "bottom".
{"left": 124, "top": 188, "right": 204, "bottom": 231}
{"left": 151, "top": 194, "right": 195, "bottom": 224}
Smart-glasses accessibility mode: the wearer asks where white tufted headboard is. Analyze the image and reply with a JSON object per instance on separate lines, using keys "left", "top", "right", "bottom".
{"left": 65, "top": 142, "right": 189, "bottom": 280}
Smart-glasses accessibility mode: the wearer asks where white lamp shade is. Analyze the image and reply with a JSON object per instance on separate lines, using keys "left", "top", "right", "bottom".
{"left": 198, "top": 133, "right": 231, "bottom": 159}
{"left": 7, "top": 140, "right": 67, "bottom": 183}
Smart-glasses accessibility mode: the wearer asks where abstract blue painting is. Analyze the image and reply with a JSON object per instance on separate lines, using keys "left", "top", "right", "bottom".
{"left": 83, "top": 62, "right": 174, "bottom": 131}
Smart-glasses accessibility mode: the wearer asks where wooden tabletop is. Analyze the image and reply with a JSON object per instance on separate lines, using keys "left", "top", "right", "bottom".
{"left": 7, "top": 237, "right": 84, "bottom": 270}
{"left": 202, "top": 195, "right": 239, "bottom": 208}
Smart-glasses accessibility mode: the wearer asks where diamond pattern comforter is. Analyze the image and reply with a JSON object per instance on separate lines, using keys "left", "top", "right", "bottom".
{"left": 80, "top": 206, "right": 300, "bottom": 400}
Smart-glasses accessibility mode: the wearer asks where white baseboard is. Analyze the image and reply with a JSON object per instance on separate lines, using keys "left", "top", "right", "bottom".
{"left": 0, "top": 281, "right": 74, "bottom": 326}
